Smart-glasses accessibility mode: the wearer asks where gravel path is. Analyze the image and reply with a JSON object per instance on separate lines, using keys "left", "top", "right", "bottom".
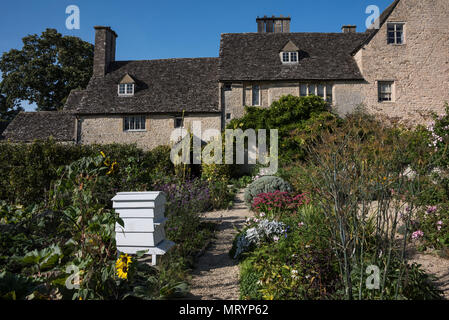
{"left": 185, "top": 190, "right": 250, "bottom": 300}
{"left": 408, "top": 248, "right": 449, "bottom": 299}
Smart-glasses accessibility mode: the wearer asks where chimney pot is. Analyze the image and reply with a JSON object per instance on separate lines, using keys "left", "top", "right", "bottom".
{"left": 342, "top": 25, "right": 357, "bottom": 33}
{"left": 257, "top": 15, "right": 291, "bottom": 33}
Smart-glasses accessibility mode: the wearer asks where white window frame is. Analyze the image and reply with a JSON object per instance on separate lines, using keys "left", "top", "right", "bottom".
{"left": 387, "top": 23, "right": 405, "bottom": 45}
{"left": 299, "top": 83, "right": 333, "bottom": 103}
{"left": 378, "top": 81, "right": 394, "bottom": 102}
{"left": 124, "top": 115, "right": 146, "bottom": 132}
{"left": 281, "top": 52, "right": 299, "bottom": 64}
{"left": 118, "top": 83, "right": 135, "bottom": 96}
{"left": 252, "top": 84, "right": 261, "bottom": 106}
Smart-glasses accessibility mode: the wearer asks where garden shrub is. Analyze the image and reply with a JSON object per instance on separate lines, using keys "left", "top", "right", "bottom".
{"left": 244, "top": 176, "right": 292, "bottom": 207}
{"left": 0, "top": 140, "right": 175, "bottom": 206}
{"left": 227, "top": 95, "right": 339, "bottom": 164}
{"left": 411, "top": 204, "right": 449, "bottom": 253}
{"left": 251, "top": 191, "right": 309, "bottom": 220}
{"left": 239, "top": 258, "right": 263, "bottom": 300}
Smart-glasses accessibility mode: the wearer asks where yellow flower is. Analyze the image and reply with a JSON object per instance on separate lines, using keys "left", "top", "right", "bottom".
{"left": 107, "top": 161, "right": 118, "bottom": 175}
{"left": 116, "top": 254, "right": 132, "bottom": 280}
{"left": 100, "top": 151, "right": 106, "bottom": 158}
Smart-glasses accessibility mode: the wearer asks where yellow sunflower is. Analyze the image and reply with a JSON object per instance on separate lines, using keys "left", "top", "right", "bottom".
{"left": 116, "top": 254, "right": 132, "bottom": 280}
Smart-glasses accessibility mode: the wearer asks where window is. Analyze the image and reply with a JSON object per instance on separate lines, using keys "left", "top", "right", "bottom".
{"left": 317, "top": 84, "right": 325, "bottom": 98}
{"left": 378, "top": 81, "right": 394, "bottom": 102}
{"left": 226, "top": 113, "right": 231, "bottom": 120}
{"left": 224, "top": 83, "right": 232, "bottom": 91}
{"left": 252, "top": 85, "right": 260, "bottom": 106}
{"left": 299, "top": 83, "right": 333, "bottom": 102}
{"left": 300, "top": 84, "right": 308, "bottom": 97}
{"left": 387, "top": 23, "right": 404, "bottom": 44}
{"left": 308, "top": 84, "right": 317, "bottom": 96}
{"left": 326, "top": 84, "right": 333, "bottom": 102}
{"left": 118, "top": 83, "right": 134, "bottom": 96}
{"left": 281, "top": 52, "right": 299, "bottom": 64}
{"left": 124, "top": 115, "right": 146, "bottom": 131}
{"left": 174, "top": 117, "right": 184, "bottom": 128}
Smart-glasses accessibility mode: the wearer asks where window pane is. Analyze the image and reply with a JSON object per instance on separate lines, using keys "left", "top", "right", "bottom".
{"left": 308, "top": 84, "right": 316, "bottom": 95}
{"left": 135, "top": 116, "right": 141, "bottom": 130}
{"left": 141, "top": 116, "right": 146, "bottom": 130}
{"left": 126, "top": 84, "right": 133, "bottom": 94}
{"left": 290, "top": 52, "right": 298, "bottom": 62}
{"left": 396, "top": 31, "right": 403, "bottom": 44}
{"left": 124, "top": 117, "right": 129, "bottom": 131}
{"left": 300, "top": 84, "right": 307, "bottom": 96}
{"left": 252, "top": 85, "right": 260, "bottom": 106}
{"left": 282, "top": 52, "right": 289, "bottom": 62}
{"left": 317, "top": 84, "right": 325, "bottom": 97}
{"left": 130, "top": 117, "right": 135, "bottom": 130}
{"left": 379, "top": 82, "right": 393, "bottom": 101}
{"left": 326, "top": 85, "right": 333, "bottom": 102}
{"left": 175, "top": 118, "right": 183, "bottom": 128}
{"left": 119, "top": 84, "right": 126, "bottom": 94}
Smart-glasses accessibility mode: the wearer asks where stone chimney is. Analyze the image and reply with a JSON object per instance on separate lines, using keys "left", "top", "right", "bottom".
{"left": 93, "top": 26, "right": 118, "bottom": 77}
{"left": 341, "top": 25, "right": 357, "bottom": 33}
{"left": 257, "top": 15, "right": 291, "bottom": 33}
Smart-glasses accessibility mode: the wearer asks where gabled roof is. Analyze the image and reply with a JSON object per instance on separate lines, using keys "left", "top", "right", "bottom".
{"left": 119, "top": 73, "right": 136, "bottom": 84}
{"left": 2, "top": 112, "right": 76, "bottom": 142}
{"left": 351, "top": 0, "right": 401, "bottom": 54}
{"left": 281, "top": 40, "right": 299, "bottom": 52}
{"left": 219, "top": 32, "right": 368, "bottom": 81}
{"left": 65, "top": 57, "right": 220, "bottom": 114}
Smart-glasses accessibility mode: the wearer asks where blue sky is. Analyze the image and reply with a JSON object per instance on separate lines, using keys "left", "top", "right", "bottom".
{"left": 0, "top": 0, "right": 395, "bottom": 111}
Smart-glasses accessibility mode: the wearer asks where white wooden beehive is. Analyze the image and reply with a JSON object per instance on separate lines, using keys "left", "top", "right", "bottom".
{"left": 112, "top": 191, "right": 174, "bottom": 265}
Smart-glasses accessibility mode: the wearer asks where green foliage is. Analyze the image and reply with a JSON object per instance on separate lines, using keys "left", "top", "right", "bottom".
{"left": 0, "top": 28, "right": 93, "bottom": 111}
{"left": 0, "top": 142, "right": 225, "bottom": 300}
{"left": 0, "top": 140, "right": 174, "bottom": 206}
{"left": 239, "top": 258, "right": 263, "bottom": 300}
{"left": 227, "top": 95, "right": 340, "bottom": 163}
{"left": 244, "top": 176, "right": 292, "bottom": 207}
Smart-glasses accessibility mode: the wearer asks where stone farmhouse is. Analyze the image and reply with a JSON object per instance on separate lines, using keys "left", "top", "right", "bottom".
{"left": 2, "top": 0, "right": 449, "bottom": 150}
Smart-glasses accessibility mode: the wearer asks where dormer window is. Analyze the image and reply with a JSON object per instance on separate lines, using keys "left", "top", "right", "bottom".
{"left": 282, "top": 52, "right": 298, "bottom": 63}
{"left": 280, "top": 40, "right": 299, "bottom": 64}
{"left": 118, "top": 83, "right": 134, "bottom": 96}
{"left": 118, "top": 73, "right": 136, "bottom": 96}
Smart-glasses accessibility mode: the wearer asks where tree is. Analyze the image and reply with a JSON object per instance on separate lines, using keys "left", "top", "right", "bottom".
{"left": 0, "top": 82, "right": 23, "bottom": 121}
{"left": 0, "top": 28, "right": 93, "bottom": 112}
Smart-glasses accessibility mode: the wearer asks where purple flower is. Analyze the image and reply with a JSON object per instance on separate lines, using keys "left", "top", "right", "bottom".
{"left": 426, "top": 206, "right": 437, "bottom": 214}
{"left": 411, "top": 230, "right": 424, "bottom": 240}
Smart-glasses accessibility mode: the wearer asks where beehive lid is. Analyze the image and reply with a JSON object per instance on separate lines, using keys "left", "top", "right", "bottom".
{"left": 112, "top": 192, "right": 166, "bottom": 208}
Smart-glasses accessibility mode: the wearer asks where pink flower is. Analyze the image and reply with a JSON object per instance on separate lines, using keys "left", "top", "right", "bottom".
{"left": 426, "top": 206, "right": 437, "bottom": 214}
{"left": 411, "top": 230, "right": 424, "bottom": 240}
{"left": 298, "top": 222, "right": 305, "bottom": 228}
{"left": 437, "top": 220, "right": 443, "bottom": 225}
{"left": 273, "top": 236, "right": 279, "bottom": 242}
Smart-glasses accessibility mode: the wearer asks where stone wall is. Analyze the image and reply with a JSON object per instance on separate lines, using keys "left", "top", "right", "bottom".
{"left": 356, "top": 0, "right": 449, "bottom": 125}
{"left": 222, "top": 81, "right": 365, "bottom": 121}
{"left": 79, "top": 114, "right": 221, "bottom": 151}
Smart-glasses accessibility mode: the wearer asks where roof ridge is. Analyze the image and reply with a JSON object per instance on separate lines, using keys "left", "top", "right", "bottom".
{"left": 351, "top": 0, "right": 401, "bottom": 54}
{"left": 113, "top": 57, "right": 219, "bottom": 63}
